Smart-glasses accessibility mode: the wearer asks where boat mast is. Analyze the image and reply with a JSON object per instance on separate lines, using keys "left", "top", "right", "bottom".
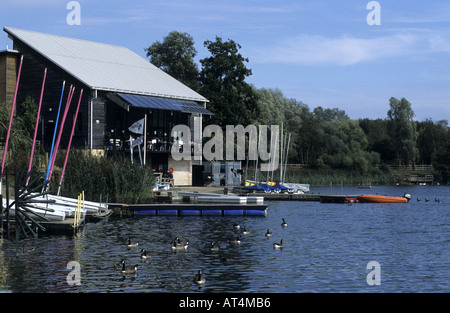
{"left": 57, "top": 89, "right": 83, "bottom": 196}
{"left": 45, "top": 81, "right": 66, "bottom": 183}
{"left": 26, "top": 68, "right": 47, "bottom": 185}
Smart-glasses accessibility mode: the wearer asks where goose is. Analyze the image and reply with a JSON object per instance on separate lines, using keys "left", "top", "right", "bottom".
{"left": 209, "top": 242, "right": 219, "bottom": 252}
{"left": 242, "top": 227, "right": 250, "bottom": 235}
{"left": 172, "top": 240, "right": 189, "bottom": 251}
{"left": 172, "top": 237, "right": 189, "bottom": 245}
{"left": 265, "top": 229, "right": 273, "bottom": 237}
{"left": 273, "top": 239, "right": 284, "bottom": 249}
{"left": 193, "top": 270, "right": 206, "bottom": 285}
{"left": 121, "top": 260, "right": 138, "bottom": 274}
{"left": 126, "top": 238, "right": 139, "bottom": 247}
{"left": 229, "top": 235, "right": 241, "bottom": 245}
{"left": 140, "top": 249, "right": 150, "bottom": 259}
{"left": 233, "top": 223, "right": 240, "bottom": 230}
{"left": 281, "top": 218, "right": 288, "bottom": 227}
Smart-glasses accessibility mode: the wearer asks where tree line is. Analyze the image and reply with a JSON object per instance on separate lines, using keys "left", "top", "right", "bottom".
{"left": 146, "top": 31, "right": 450, "bottom": 183}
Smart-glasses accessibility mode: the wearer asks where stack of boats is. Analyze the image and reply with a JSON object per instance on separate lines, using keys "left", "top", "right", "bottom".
{"left": 236, "top": 181, "right": 310, "bottom": 194}
{"left": 3, "top": 193, "right": 109, "bottom": 222}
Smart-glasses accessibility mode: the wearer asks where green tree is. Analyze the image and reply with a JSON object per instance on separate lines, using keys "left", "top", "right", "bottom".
{"left": 253, "top": 88, "right": 308, "bottom": 163}
{"left": 416, "top": 119, "right": 449, "bottom": 164}
{"left": 199, "top": 37, "right": 257, "bottom": 127}
{"left": 145, "top": 31, "right": 199, "bottom": 90}
{"left": 432, "top": 121, "right": 450, "bottom": 183}
{"left": 0, "top": 96, "right": 43, "bottom": 169}
{"left": 387, "top": 97, "right": 418, "bottom": 165}
{"left": 359, "top": 118, "right": 396, "bottom": 163}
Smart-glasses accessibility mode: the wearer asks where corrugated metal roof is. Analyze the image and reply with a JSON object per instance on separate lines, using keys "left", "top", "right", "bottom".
{"left": 3, "top": 26, "right": 208, "bottom": 103}
{"left": 117, "top": 93, "right": 213, "bottom": 115}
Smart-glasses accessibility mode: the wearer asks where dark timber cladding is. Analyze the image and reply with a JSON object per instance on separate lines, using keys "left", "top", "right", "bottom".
{"left": 9, "top": 39, "right": 102, "bottom": 150}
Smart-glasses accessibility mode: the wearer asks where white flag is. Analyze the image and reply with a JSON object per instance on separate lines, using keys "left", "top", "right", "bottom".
{"left": 128, "top": 118, "right": 144, "bottom": 134}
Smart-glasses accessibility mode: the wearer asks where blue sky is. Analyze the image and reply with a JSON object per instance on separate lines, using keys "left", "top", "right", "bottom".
{"left": 1, "top": 0, "right": 450, "bottom": 121}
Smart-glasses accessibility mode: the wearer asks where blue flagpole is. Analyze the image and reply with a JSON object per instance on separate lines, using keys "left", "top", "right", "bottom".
{"left": 45, "top": 81, "right": 66, "bottom": 182}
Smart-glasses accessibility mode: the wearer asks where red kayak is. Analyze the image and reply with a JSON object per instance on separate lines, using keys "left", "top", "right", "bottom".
{"left": 357, "top": 194, "right": 411, "bottom": 203}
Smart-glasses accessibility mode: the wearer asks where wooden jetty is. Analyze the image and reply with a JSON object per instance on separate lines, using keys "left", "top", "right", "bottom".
{"left": 39, "top": 216, "right": 85, "bottom": 234}
{"left": 234, "top": 192, "right": 358, "bottom": 203}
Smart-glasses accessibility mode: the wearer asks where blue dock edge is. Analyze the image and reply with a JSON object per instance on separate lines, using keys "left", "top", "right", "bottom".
{"left": 126, "top": 203, "right": 268, "bottom": 217}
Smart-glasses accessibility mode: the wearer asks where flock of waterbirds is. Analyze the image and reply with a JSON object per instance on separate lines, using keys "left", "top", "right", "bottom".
{"left": 416, "top": 197, "right": 441, "bottom": 203}
{"left": 114, "top": 217, "right": 290, "bottom": 286}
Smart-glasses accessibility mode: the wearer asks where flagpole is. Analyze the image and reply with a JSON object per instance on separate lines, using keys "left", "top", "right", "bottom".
{"left": 48, "top": 85, "right": 75, "bottom": 181}
{"left": 26, "top": 68, "right": 47, "bottom": 185}
{"left": 283, "top": 133, "right": 291, "bottom": 184}
{"left": 45, "top": 81, "right": 66, "bottom": 182}
{"left": 143, "top": 114, "right": 147, "bottom": 166}
{"left": 129, "top": 135, "right": 133, "bottom": 164}
{"left": 1, "top": 55, "right": 23, "bottom": 195}
{"left": 57, "top": 89, "right": 83, "bottom": 196}
{"left": 138, "top": 142, "right": 143, "bottom": 168}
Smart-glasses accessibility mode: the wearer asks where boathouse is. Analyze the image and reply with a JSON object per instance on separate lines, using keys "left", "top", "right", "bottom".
{"left": 0, "top": 27, "right": 212, "bottom": 186}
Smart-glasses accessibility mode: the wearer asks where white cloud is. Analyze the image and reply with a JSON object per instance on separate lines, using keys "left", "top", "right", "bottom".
{"left": 255, "top": 33, "right": 419, "bottom": 66}
{"left": 255, "top": 30, "right": 450, "bottom": 66}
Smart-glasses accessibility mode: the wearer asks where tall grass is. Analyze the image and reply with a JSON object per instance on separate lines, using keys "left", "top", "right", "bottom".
{"left": 56, "top": 150, "right": 155, "bottom": 203}
{"left": 244, "top": 166, "right": 397, "bottom": 186}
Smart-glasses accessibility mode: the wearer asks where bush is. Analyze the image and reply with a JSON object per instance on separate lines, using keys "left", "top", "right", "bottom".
{"left": 59, "top": 150, "right": 155, "bottom": 203}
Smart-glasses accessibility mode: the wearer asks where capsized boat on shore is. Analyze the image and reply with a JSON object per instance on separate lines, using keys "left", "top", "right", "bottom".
{"left": 2, "top": 198, "right": 67, "bottom": 221}
{"left": 357, "top": 193, "right": 411, "bottom": 203}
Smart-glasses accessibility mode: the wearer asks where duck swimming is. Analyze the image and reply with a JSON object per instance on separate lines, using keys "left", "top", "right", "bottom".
{"left": 193, "top": 270, "right": 206, "bottom": 285}
{"left": 140, "top": 249, "right": 150, "bottom": 259}
{"left": 172, "top": 239, "right": 189, "bottom": 250}
{"left": 229, "top": 235, "right": 242, "bottom": 245}
{"left": 273, "top": 239, "right": 284, "bottom": 249}
{"left": 121, "top": 260, "right": 138, "bottom": 274}
{"left": 126, "top": 238, "right": 139, "bottom": 247}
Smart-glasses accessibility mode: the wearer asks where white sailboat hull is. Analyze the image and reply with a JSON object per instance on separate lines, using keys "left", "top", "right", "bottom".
{"left": 3, "top": 199, "right": 66, "bottom": 221}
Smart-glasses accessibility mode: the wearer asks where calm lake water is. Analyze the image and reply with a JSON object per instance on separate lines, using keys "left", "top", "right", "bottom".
{"left": 0, "top": 185, "right": 449, "bottom": 293}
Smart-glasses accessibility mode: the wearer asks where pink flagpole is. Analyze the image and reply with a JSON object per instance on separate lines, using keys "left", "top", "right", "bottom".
{"left": 1, "top": 55, "right": 24, "bottom": 176}
{"left": 48, "top": 85, "right": 75, "bottom": 182}
{"left": 26, "top": 68, "right": 47, "bottom": 185}
{"left": 57, "top": 89, "right": 83, "bottom": 196}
